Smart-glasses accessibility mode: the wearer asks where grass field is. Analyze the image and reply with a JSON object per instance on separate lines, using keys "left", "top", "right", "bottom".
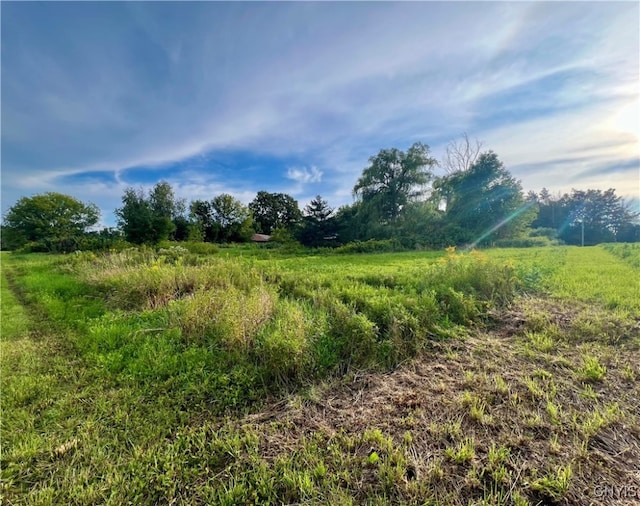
{"left": 2, "top": 244, "right": 639, "bottom": 505}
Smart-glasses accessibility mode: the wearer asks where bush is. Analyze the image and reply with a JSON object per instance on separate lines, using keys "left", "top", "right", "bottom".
{"left": 493, "top": 236, "right": 556, "bottom": 248}
{"left": 159, "top": 241, "right": 219, "bottom": 256}
{"left": 424, "top": 248, "right": 534, "bottom": 306}
{"left": 16, "top": 241, "right": 51, "bottom": 253}
{"left": 529, "top": 227, "right": 558, "bottom": 239}
{"left": 602, "top": 243, "right": 640, "bottom": 269}
{"left": 312, "top": 290, "right": 378, "bottom": 370}
{"left": 67, "top": 244, "right": 541, "bottom": 391}
{"left": 334, "top": 239, "right": 402, "bottom": 254}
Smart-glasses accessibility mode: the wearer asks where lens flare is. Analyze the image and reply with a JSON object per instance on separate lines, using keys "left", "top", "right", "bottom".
{"left": 465, "top": 201, "right": 536, "bottom": 250}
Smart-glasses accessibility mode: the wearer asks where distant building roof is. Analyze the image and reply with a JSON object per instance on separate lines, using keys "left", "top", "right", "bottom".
{"left": 251, "top": 233, "right": 271, "bottom": 242}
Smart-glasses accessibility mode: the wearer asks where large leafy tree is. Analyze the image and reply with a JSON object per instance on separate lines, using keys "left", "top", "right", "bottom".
{"left": 249, "top": 191, "right": 302, "bottom": 234}
{"left": 210, "top": 194, "right": 253, "bottom": 242}
{"left": 531, "top": 187, "right": 564, "bottom": 231}
{"left": 393, "top": 201, "right": 446, "bottom": 248}
{"left": 189, "top": 200, "right": 216, "bottom": 241}
{"left": 115, "top": 188, "right": 155, "bottom": 244}
{"left": 150, "top": 181, "right": 184, "bottom": 241}
{"left": 116, "top": 182, "right": 183, "bottom": 244}
{"left": 353, "top": 142, "right": 437, "bottom": 224}
{"left": 2, "top": 192, "right": 99, "bottom": 251}
{"left": 189, "top": 194, "right": 255, "bottom": 242}
{"left": 434, "top": 151, "right": 534, "bottom": 245}
{"left": 333, "top": 202, "right": 368, "bottom": 244}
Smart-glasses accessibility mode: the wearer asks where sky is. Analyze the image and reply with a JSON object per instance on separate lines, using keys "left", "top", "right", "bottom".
{"left": 2, "top": 1, "right": 639, "bottom": 227}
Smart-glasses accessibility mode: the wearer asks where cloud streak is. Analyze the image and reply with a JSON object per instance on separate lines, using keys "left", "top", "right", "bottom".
{"left": 286, "top": 167, "right": 323, "bottom": 184}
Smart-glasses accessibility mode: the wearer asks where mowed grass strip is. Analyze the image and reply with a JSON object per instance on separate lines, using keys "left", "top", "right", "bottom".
{"left": 549, "top": 246, "right": 640, "bottom": 311}
{"left": 485, "top": 245, "right": 640, "bottom": 311}
{"left": 0, "top": 256, "right": 202, "bottom": 505}
{"left": 1, "top": 257, "right": 30, "bottom": 339}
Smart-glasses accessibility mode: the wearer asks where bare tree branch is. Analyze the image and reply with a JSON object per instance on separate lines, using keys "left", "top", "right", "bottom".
{"left": 442, "top": 133, "right": 483, "bottom": 174}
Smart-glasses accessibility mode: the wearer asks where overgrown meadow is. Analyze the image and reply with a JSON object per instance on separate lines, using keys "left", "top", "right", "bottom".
{"left": 2, "top": 244, "right": 639, "bottom": 505}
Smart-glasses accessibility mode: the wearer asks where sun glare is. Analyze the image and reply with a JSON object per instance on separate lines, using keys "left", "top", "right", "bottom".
{"left": 612, "top": 99, "right": 640, "bottom": 140}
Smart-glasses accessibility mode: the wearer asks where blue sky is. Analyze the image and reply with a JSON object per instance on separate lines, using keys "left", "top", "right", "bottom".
{"left": 2, "top": 1, "right": 638, "bottom": 227}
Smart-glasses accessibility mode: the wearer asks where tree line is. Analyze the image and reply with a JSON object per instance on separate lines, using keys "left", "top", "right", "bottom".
{"left": 2, "top": 140, "right": 638, "bottom": 252}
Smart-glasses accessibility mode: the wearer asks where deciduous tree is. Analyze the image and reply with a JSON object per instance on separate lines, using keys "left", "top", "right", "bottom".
{"left": 434, "top": 151, "right": 533, "bottom": 245}
{"left": 211, "top": 194, "right": 253, "bottom": 242}
{"left": 441, "top": 133, "right": 483, "bottom": 175}
{"left": 560, "top": 189, "right": 637, "bottom": 245}
{"left": 249, "top": 191, "right": 302, "bottom": 235}
{"left": 189, "top": 200, "right": 216, "bottom": 241}
{"left": 116, "top": 182, "right": 183, "bottom": 244}
{"left": 2, "top": 192, "right": 99, "bottom": 251}
{"left": 353, "top": 142, "right": 437, "bottom": 223}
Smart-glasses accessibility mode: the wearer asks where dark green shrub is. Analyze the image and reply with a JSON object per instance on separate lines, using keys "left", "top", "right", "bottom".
{"left": 334, "top": 239, "right": 402, "bottom": 254}
{"left": 493, "top": 236, "right": 554, "bottom": 248}
{"left": 529, "top": 227, "right": 558, "bottom": 239}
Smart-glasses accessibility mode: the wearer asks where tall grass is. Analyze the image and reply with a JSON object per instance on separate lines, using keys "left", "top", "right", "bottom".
{"left": 14, "top": 246, "right": 537, "bottom": 401}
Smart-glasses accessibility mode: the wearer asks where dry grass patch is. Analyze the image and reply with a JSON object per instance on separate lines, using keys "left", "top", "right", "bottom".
{"left": 215, "top": 296, "right": 640, "bottom": 505}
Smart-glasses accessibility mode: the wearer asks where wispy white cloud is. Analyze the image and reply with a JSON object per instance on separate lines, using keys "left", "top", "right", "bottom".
{"left": 286, "top": 166, "right": 323, "bottom": 184}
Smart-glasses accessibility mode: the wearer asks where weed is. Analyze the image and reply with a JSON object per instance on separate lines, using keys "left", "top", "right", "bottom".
{"left": 365, "top": 451, "right": 380, "bottom": 466}
{"left": 491, "top": 374, "right": 509, "bottom": 396}
{"left": 546, "top": 400, "right": 562, "bottom": 425}
{"left": 363, "top": 428, "right": 393, "bottom": 452}
{"left": 579, "top": 384, "right": 598, "bottom": 401}
{"left": 578, "top": 356, "right": 607, "bottom": 383}
{"left": 524, "top": 413, "right": 544, "bottom": 428}
{"left": 523, "top": 308, "right": 552, "bottom": 333}
{"left": 464, "top": 370, "right": 476, "bottom": 386}
{"left": 512, "top": 491, "right": 532, "bottom": 506}
{"left": 549, "top": 433, "right": 561, "bottom": 455}
{"left": 602, "top": 243, "right": 640, "bottom": 269}
{"left": 525, "top": 331, "right": 555, "bottom": 353}
{"left": 530, "top": 465, "right": 572, "bottom": 501}
{"left": 174, "top": 285, "right": 277, "bottom": 349}
{"left": 465, "top": 394, "right": 494, "bottom": 426}
{"left": 428, "top": 458, "right": 445, "bottom": 481}
{"left": 255, "top": 299, "right": 316, "bottom": 385}
{"left": 445, "top": 438, "right": 475, "bottom": 464}
{"left": 574, "top": 403, "right": 621, "bottom": 438}
{"left": 622, "top": 363, "right": 636, "bottom": 382}
{"left": 523, "top": 377, "right": 544, "bottom": 400}
{"left": 487, "top": 443, "right": 510, "bottom": 469}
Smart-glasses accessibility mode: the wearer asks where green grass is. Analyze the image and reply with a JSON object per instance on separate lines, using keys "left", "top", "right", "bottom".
{"left": 548, "top": 246, "right": 640, "bottom": 310}
{"left": 578, "top": 355, "right": 607, "bottom": 383}
{"left": 486, "top": 245, "right": 640, "bottom": 310}
{"left": 1, "top": 257, "right": 29, "bottom": 339}
{"left": 2, "top": 244, "right": 639, "bottom": 505}
{"left": 602, "top": 242, "right": 640, "bottom": 269}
